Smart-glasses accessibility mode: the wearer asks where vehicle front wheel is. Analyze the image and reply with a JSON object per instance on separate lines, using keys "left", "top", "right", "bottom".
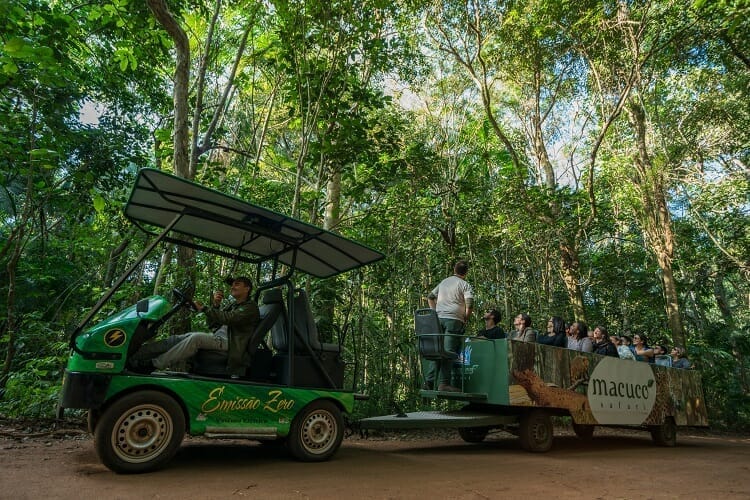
{"left": 287, "top": 400, "right": 344, "bottom": 462}
{"left": 458, "top": 426, "right": 489, "bottom": 443}
{"left": 95, "top": 391, "right": 185, "bottom": 473}
{"left": 650, "top": 417, "right": 677, "bottom": 447}
{"left": 519, "top": 410, "right": 553, "bottom": 452}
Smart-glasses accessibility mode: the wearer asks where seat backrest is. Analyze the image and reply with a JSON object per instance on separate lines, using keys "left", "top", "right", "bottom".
{"left": 415, "top": 308, "right": 457, "bottom": 360}
{"left": 265, "top": 288, "right": 289, "bottom": 352}
{"left": 654, "top": 355, "right": 672, "bottom": 367}
{"left": 248, "top": 288, "right": 284, "bottom": 351}
{"left": 293, "top": 290, "right": 322, "bottom": 351}
{"left": 292, "top": 289, "right": 341, "bottom": 354}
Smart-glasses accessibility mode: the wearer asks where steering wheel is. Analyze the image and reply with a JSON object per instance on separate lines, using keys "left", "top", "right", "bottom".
{"left": 172, "top": 287, "right": 197, "bottom": 311}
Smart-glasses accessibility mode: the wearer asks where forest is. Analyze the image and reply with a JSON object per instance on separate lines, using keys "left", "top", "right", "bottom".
{"left": 1, "top": 0, "right": 748, "bottom": 430}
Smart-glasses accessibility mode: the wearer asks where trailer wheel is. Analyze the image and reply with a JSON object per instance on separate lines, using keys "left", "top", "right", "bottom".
{"left": 519, "top": 410, "right": 553, "bottom": 452}
{"left": 95, "top": 391, "right": 185, "bottom": 473}
{"left": 458, "top": 426, "right": 489, "bottom": 443}
{"left": 572, "top": 423, "right": 595, "bottom": 440}
{"left": 287, "top": 400, "right": 344, "bottom": 462}
{"left": 649, "top": 416, "right": 677, "bottom": 447}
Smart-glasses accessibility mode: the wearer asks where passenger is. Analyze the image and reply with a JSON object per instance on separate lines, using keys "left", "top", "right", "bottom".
{"left": 617, "top": 335, "right": 636, "bottom": 360}
{"left": 621, "top": 335, "right": 636, "bottom": 356}
{"left": 592, "top": 326, "right": 618, "bottom": 357}
{"left": 653, "top": 344, "right": 672, "bottom": 366}
{"left": 424, "top": 259, "right": 474, "bottom": 392}
{"left": 566, "top": 321, "right": 593, "bottom": 352}
{"left": 537, "top": 316, "right": 567, "bottom": 347}
{"left": 633, "top": 333, "right": 655, "bottom": 362}
{"left": 477, "top": 308, "right": 506, "bottom": 339}
{"left": 671, "top": 346, "right": 692, "bottom": 369}
{"left": 511, "top": 313, "right": 537, "bottom": 342}
{"left": 128, "top": 277, "right": 260, "bottom": 376}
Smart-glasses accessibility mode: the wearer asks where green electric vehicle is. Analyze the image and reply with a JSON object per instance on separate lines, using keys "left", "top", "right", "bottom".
{"left": 57, "top": 168, "right": 383, "bottom": 473}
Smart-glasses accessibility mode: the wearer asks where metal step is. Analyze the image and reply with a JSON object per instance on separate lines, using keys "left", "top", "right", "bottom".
{"left": 204, "top": 426, "right": 278, "bottom": 439}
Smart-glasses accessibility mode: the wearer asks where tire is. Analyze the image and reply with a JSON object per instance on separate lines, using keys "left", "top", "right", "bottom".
{"left": 519, "top": 410, "right": 553, "bottom": 452}
{"left": 287, "top": 400, "right": 344, "bottom": 462}
{"left": 87, "top": 409, "right": 100, "bottom": 434}
{"left": 94, "top": 391, "right": 185, "bottom": 473}
{"left": 572, "top": 423, "right": 595, "bottom": 440}
{"left": 650, "top": 417, "right": 677, "bottom": 447}
{"left": 458, "top": 426, "right": 489, "bottom": 443}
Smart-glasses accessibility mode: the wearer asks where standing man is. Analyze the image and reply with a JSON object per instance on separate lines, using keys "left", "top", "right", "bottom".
{"left": 425, "top": 260, "right": 474, "bottom": 392}
{"left": 129, "top": 277, "right": 260, "bottom": 376}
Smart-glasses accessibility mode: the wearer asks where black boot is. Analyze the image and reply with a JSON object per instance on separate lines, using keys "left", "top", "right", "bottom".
{"left": 127, "top": 358, "right": 154, "bottom": 374}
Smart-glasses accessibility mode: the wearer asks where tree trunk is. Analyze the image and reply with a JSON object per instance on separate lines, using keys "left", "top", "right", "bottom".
{"left": 559, "top": 240, "right": 586, "bottom": 322}
{"left": 146, "top": 0, "right": 191, "bottom": 179}
{"left": 625, "top": 99, "right": 685, "bottom": 346}
{"left": 0, "top": 228, "right": 24, "bottom": 391}
{"left": 147, "top": 0, "right": 195, "bottom": 336}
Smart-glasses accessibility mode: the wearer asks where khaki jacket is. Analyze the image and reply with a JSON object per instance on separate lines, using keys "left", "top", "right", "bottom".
{"left": 205, "top": 299, "right": 260, "bottom": 375}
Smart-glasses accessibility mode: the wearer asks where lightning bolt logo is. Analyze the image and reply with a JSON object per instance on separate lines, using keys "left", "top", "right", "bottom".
{"left": 104, "top": 329, "right": 126, "bottom": 347}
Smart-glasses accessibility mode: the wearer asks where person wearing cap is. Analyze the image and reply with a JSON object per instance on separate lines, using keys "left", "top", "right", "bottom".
{"left": 476, "top": 309, "right": 505, "bottom": 340}
{"left": 129, "top": 277, "right": 260, "bottom": 376}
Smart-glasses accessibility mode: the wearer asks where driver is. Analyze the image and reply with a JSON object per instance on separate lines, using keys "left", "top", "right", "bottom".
{"left": 128, "top": 277, "right": 260, "bottom": 376}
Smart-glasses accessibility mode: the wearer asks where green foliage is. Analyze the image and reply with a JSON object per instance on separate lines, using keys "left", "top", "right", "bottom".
{"left": 1, "top": 0, "right": 748, "bottom": 432}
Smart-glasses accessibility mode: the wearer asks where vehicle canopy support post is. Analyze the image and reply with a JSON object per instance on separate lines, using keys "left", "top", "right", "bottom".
{"left": 71, "top": 213, "right": 184, "bottom": 344}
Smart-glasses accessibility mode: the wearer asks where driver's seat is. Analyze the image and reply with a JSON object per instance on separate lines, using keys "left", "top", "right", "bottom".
{"left": 192, "top": 288, "right": 284, "bottom": 378}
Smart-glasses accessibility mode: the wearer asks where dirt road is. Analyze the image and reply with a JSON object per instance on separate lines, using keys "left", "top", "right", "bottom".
{"left": 2, "top": 427, "right": 749, "bottom": 499}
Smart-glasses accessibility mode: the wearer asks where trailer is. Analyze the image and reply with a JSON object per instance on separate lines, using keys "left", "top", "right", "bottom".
{"left": 360, "top": 309, "right": 708, "bottom": 451}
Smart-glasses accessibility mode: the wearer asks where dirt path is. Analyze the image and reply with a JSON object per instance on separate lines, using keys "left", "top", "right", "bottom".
{"left": 2, "top": 427, "right": 749, "bottom": 499}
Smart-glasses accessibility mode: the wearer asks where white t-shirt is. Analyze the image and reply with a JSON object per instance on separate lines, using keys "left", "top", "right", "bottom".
{"left": 431, "top": 275, "right": 474, "bottom": 323}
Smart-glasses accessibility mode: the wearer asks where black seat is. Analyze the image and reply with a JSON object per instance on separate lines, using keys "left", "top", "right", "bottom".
{"left": 415, "top": 308, "right": 457, "bottom": 361}
{"left": 192, "top": 288, "right": 284, "bottom": 377}
{"left": 293, "top": 290, "right": 340, "bottom": 354}
{"left": 270, "top": 288, "right": 344, "bottom": 388}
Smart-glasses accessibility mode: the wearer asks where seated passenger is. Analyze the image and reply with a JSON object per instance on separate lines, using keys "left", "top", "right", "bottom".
{"left": 566, "top": 321, "right": 593, "bottom": 352}
{"left": 617, "top": 334, "right": 636, "bottom": 360}
{"left": 511, "top": 313, "right": 537, "bottom": 342}
{"left": 476, "top": 308, "right": 505, "bottom": 339}
{"left": 633, "top": 333, "right": 655, "bottom": 362}
{"left": 653, "top": 344, "right": 672, "bottom": 366}
{"left": 671, "top": 346, "right": 692, "bottom": 369}
{"left": 592, "top": 325, "right": 618, "bottom": 357}
{"left": 128, "top": 277, "right": 260, "bottom": 376}
{"left": 538, "top": 316, "right": 567, "bottom": 347}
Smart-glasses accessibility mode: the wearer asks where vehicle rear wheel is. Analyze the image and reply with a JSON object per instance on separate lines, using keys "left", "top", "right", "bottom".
{"left": 287, "top": 400, "right": 344, "bottom": 462}
{"left": 519, "top": 410, "right": 553, "bottom": 452}
{"left": 94, "top": 391, "right": 185, "bottom": 473}
{"left": 458, "top": 426, "right": 489, "bottom": 443}
{"left": 650, "top": 417, "right": 677, "bottom": 447}
{"left": 572, "top": 423, "right": 595, "bottom": 440}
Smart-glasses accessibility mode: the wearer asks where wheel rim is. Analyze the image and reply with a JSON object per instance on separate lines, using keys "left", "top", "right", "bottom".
{"left": 111, "top": 403, "right": 174, "bottom": 464}
{"left": 300, "top": 409, "right": 338, "bottom": 456}
{"left": 532, "top": 420, "right": 550, "bottom": 445}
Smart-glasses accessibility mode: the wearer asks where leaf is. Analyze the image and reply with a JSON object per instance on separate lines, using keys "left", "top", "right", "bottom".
{"left": 93, "top": 194, "right": 106, "bottom": 213}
